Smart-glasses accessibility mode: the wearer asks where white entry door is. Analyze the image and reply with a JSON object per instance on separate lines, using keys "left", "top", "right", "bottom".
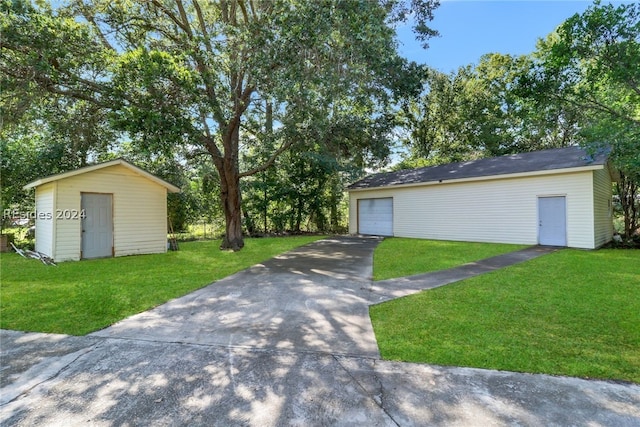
{"left": 538, "top": 196, "right": 567, "bottom": 246}
{"left": 358, "top": 198, "right": 393, "bottom": 236}
{"left": 81, "top": 193, "right": 113, "bottom": 259}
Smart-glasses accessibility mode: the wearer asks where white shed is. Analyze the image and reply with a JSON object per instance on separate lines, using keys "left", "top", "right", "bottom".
{"left": 24, "top": 159, "right": 181, "bottom": 262}
{"left": 347, "top": 147, "right": 616, "bottom": 249}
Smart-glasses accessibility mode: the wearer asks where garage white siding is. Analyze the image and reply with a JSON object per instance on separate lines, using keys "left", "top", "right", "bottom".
{"left": 593, "top": 168, "right": 614, "bottom": 248}
{"left": 357, "top": 198, "right": 393, "bottom": 236}
{"left": 349, "top": 170, "right": 605, "bottom": 249}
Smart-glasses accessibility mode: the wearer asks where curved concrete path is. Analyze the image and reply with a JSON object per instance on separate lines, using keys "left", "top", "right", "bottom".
{"left": 2, "top": 236, "right": 639, "bottom": 426}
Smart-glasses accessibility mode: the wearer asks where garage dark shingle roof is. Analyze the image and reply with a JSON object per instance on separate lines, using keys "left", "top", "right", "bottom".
{"left": 347, "top": 146, "right": 608, "bottom": 190}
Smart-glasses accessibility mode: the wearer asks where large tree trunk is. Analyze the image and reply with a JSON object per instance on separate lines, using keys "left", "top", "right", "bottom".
{"left": 220, "top": 174, "right": 244, "bottom": 251}
{"left": 211, "top": 121, "right": 245, "bottom": 251}
{"left": 618, "top": 172, "right": 639, "bottom": 238}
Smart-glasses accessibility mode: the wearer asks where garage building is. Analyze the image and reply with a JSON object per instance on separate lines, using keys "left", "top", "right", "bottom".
{"left": 347, "top": 147, "right": 616, "bottom": 249}
{"left": 24, "top": 159, "right": 181, "bottom": 262}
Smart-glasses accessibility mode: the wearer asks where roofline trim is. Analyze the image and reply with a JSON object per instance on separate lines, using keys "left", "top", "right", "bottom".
{"left": 23, "top": 159, "right": 181, "bottom": 193}
{"left": 346, "top": 164, "right": 606, "bottom": 192}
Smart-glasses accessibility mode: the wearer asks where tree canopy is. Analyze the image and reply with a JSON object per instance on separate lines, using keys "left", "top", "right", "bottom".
{"left": 396, "top": 1, "right": 638, "bottom": 236}
{"left": 529, "top": 1, "right": 640, "bottom": 237}
{"left": 1, "top": 0, "right": 439, "bottom": 249}
{"left": 5, "top": 0, "right": 635, "bottom": 241}
{"left": 397, "top": 53, "right": 579, "bottom": 169}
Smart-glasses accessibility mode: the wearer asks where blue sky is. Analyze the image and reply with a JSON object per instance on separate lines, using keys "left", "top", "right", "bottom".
{"left": 396, "top": 0, "right": 630, "bottom": 72}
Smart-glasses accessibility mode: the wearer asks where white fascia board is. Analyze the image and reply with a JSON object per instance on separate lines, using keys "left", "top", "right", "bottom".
{"left": 24, "top": 159, "right": 181, "bottom": 193}
{"left": 347, "top": 164, "right": 604, "bottom": 193}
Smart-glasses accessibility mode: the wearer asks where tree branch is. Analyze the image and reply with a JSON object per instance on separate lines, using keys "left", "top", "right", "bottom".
{"left": 237, "top": 0, "right": 250, "bottom": 24}
{"left": 175, "top": 0, "right": 194, "bottom": 38}
{"left": 193, "top": 0, "right": 214, "bottom": 55}
{"left": 239, "top": 139, "right": 294, "bottom": 178}
{"left": 581, "top": 94, "right": 640, "bottom": 126}
{"left": 549, "top": 88, "right": 640, "bottom": 127}
{"left": 142, "top": 2, "right": 227, "bottom": 126}
{"left": 78, "top": 8, "right": 116, "bottom": 52}
{"left": 199, "top": 112, "right": 224, "bottom": 159}
{"left": 149, "top": 0, "right": 191, "bottom": 35}
{"left": 38, "top": 80, "right": 111, "bottom": 108}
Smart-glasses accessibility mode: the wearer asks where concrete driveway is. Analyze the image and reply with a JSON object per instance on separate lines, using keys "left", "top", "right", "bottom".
{"left": 92, "top": 236, "right": 383, "bottom": 357}
{"left": 2, "top": 236, "right": 639, "bottom": 426}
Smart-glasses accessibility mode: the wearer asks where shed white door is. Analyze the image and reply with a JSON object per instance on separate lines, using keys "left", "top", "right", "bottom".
{"left": 81, "top": 193, "right": 113, "bottom": 259}
{"left": 358, "top": 198, "right": 393, "bottom": 236}
{"left": 538, "top": 196, "right": 567, "bottom": 246}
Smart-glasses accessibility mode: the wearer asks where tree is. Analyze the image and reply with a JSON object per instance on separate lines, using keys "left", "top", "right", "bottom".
{"left": 1, "top": 0, "right": 438, "bottom": 250}
{"left": 0, "top": 96, "right": 117, "bottom": 222}
{"left": 397, "top": 53, "right": 578, "bottom": 169}
{"left": 242, "top": 143, "right": 350, "bottom": 235}
{"left": 529, "top": 1, "right": 640, "bottom": 237}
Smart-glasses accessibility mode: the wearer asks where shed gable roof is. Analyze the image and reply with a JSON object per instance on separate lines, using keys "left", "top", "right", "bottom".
{"left": 24, "top": 158, "right": 181, "bottom": 193}
{"left": 348, "top": 146, "right": 608, "bottom": 191}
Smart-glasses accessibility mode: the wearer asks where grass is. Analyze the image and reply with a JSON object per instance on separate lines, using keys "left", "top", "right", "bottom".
{"left": 370, "top": 248, "right": 640, "bottom": 383}
{"left": 0, "top": 235, "right": 323, "bottom": 336}
{"left": 373, "top": 238, "right": 528, "bottom": 281}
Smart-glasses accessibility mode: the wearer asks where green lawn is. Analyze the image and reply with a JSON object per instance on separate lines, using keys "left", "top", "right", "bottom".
{"left": 371, "top": 248, "right": 640, "bottom": 383}
{"left": 373, "top": 238, "right": 528, "bottom": 281}
{"left": 0, "top": 236, "right": 323, "bottom": 335}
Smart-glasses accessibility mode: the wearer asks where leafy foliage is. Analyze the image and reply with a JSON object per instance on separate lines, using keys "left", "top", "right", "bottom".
{"left": 1, "top": 0, "right": 438, "bottom": 250}
{"left": 397, "top": 53, "right": 579, "bottom": 169}
{"left": 396, "top": 2, "right": 638, "bottom": 237}
{"left": 529, "top": 1, "right": 640, "bottom": 236}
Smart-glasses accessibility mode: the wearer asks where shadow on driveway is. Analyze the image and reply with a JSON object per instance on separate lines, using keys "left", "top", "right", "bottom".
{"left": 91, "top": 236, "right": 383, "bottom": 358}
{"left": 2, "top": 236, "right": 639, "bottom": 426}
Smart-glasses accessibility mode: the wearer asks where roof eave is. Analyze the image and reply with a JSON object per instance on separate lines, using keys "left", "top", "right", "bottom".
{"left": 23, "top": 159, "right": 181, "bottom": 193}
{"left": 346, "top": 164, "right": 606, "bottom": 192}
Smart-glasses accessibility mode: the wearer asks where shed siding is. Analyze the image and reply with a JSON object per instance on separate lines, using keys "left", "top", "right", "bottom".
{"left": 52, "top": 164, "right": 168, "bottom": 261}
{"left": 593, "top": 168, "right": 614, "bottom": 247}
{"left": 53, "top": 180, "right": 82, "bottom": 261}
{"left": 34, "top": 183, "right": 55, "bottom": 257}
{"left": 564, "top": 173, "right": 595, "bottom": 249}
{"left": 349, "top": 170, "right": 599, "bottom": 249}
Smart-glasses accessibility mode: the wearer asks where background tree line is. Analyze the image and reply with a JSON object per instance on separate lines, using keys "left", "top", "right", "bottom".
{"left": 1, "top": 0, "right": 435, "bottom": 248}
{"left": 398, "top": 1, "right": 639, "bottom": 238}
{"left": 2, "top": 0, "right": 638, "bottom": 245}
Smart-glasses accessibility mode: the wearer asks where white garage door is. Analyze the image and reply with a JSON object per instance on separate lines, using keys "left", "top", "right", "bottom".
{"left": 358, "top": 198, "right": 393, "bottom": 236}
